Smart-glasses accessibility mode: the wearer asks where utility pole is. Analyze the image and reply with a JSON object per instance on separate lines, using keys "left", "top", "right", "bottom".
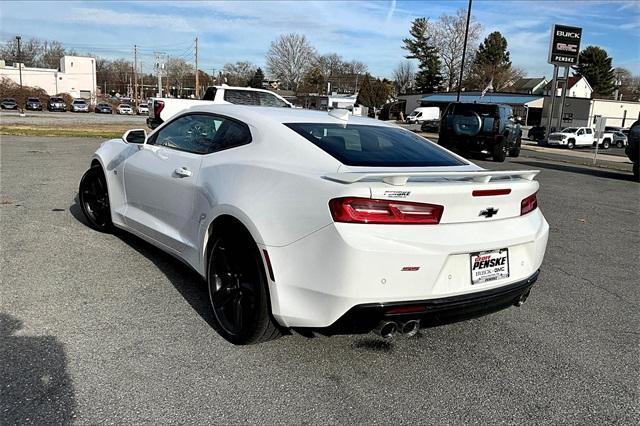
{"left": 456, "top": 0, "right": 472, "bottom": 102}
{"left": 15, "top": 35, "right": 22, "bottom": 89}
{"left": 134, "top": 44, "right": 138, "bottom": 107}
{"left": 195, "top": 36, "right": 199, "bottom": 98}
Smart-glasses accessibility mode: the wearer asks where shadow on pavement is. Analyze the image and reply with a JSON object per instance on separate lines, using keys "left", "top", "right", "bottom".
{"left": 512, "top": 160, "right": 635, "bottom": 182}
{"left": 69, "top": 199, "right": 217, "bottom": 330}
{"left": 0, "top": 313, "right": 77, "bottom": 424}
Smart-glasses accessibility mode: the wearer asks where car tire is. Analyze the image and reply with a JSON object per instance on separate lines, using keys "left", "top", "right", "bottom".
{"left": 617, "top": 140, "right": 624, "bottom": 148}
{"left": 602, "top": 139, "right": 611, "bottom": 149}
{"left": 509, "top": 136, "right": 522, "bottom": 158}
{"left": 567, "top": 139, "right": 575, "bottom": 149}
{"left": 492, "top": 141, "right": 507, "bottom": 162}
{"left": 207, "top": 226, "right": 282, "bottom": 345}
{"left": 78, "top": 165, "right": 113, "bottom": 232}
{"left": 634, "top": 164, "right": 640, "bottom": 182}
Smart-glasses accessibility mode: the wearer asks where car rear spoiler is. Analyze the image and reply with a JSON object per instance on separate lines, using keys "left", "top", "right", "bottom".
{"left": 324, "top": 170, "right": 540, "bottom": 186}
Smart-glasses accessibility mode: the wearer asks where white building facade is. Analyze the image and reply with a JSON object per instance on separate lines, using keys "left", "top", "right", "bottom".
{"left": 0, "top": 55, "right": 97, "bottom": 102}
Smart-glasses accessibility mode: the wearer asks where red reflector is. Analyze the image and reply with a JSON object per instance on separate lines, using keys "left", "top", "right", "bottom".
{"left": 262, "top": 249, "right": 275, "bottom": 282}
{"left": 472, "top": 188, "right": 511, "bottom": 197}
{"left": 521, "top": 192, "right": 538, "bottom": 215}
{"left": 329, "top": 197, "right": 443, "bottom": 224}
{"left": 385, "top": 305, "right": 427, "bottom": 314}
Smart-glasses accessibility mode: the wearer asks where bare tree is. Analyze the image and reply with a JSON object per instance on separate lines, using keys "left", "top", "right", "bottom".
{"left": 165, "top": 57, "right": 194, "bottom": 97}
{"left": 0, "top": 38, "right": 42, "bottom": 67}
{"left": 221, "top": 61, "right": 257, "bottom": 86}
{"left": 266, "top": 33, "right": 316, "bottom": 91}
{"left": 40, "top": 41, "right": 72, "bottom": 69}
{"left": 393, "top": 61, "right": 416, "bottom": 94}
{"left": 433, "top": 9, "right": 482, "bottom": 91}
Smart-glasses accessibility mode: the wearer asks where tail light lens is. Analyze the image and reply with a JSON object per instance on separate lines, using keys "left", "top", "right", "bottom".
{"left": 153, "top": 100, "right": 164, "bottom": 118}
{"left": 521, "top": 192, "right": 538, "bottom": 215}
{"left": 329, "top": 197, "right": 443, "bottom": 224}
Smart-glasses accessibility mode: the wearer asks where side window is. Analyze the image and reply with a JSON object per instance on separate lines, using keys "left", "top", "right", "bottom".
{"left": 224, "top": 89, "right": 257, "bottom": 105}
{"left": 258, "top": 92, "right": 288, "bottom": 107}
{"left": 577, "top": 129, "right": 585, "bottom": 135}
{"left": 151, "top": 114, "right": 251, "bottom": 154}
{"left": 585, "top": 128, "right": 593, "bottom": 134}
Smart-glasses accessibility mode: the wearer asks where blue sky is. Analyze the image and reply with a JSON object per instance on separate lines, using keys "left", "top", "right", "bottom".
{"left": 1, "top": 0, "right": 639, "bottom": 79}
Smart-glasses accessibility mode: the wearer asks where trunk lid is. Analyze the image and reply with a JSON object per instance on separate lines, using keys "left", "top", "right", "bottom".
{"left": 325, "top": 169, "right": 539, "bottom": 224}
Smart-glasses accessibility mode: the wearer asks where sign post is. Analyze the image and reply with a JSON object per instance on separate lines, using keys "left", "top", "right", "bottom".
{"left": 593, "top": 115, "right": 606, "bottom": 165}
{"left": 546, "top": 24, "right": 583, "bottom": 141}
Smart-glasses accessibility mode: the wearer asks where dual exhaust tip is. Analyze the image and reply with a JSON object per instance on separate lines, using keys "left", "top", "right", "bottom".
{"left": 374, "top": 319, "right": 420, "bottom": 339}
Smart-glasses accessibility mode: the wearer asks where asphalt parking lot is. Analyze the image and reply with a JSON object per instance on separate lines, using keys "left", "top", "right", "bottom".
{"left": 0, "top": 110, "right": 147, "bottom": 127}
{"left": 1, "top": 135, "right": 638, "bottom": 424}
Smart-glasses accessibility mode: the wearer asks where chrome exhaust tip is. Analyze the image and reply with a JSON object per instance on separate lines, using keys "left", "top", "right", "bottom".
{"left": 373, "top": 321, "right": 397, "bottom": 339}
{"left": 399, "top": 320, "right": 420, "bottom": 337}
{"left": 514, "top": 290, "right": 531, "bottom": 307}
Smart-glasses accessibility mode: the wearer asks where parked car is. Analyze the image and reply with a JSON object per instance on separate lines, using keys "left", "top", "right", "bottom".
{"left": 78, "top": 105, "right": 548, "bottom": 344}
{"left": 438, "top": 102, "right": 522, "bottom": 162}
{"left": 1, "top": 98, "right": 18, "bottom": 110}
{"left": 25, "top": 97, "right": 43, "bottom": 111}
{"left": 147, "top": 85, "right": 292, "bottom": 129}
{"left": 612, "top": 131, "right": 627, "bottom": 148}
{"left": 527, "top": 126, "right": 546, "bottom": 143}
{"left": 116, "top": 104, "right": 133, "bottom": 115}
{"left": 625, "top": 120, "right": 639, "bottom": 182}
{"left": 48, "top": 97, "right": 67, "bottom": 112}
{"left": 94, "top": 103, "right": 113, "bottom": 114}
{"left": 137, "top": 102, "right": 149, "bottom": 115}
{"left": 71, "top": 99, "right": 89, "bottom": 113}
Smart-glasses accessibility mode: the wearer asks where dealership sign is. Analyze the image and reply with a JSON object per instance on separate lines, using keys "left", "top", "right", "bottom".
{"left": 548, "top": 24, "right": 582, "bottom": 65}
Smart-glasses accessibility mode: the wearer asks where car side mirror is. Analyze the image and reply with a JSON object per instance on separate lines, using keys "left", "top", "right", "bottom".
{"left": 123, "top": 129, "right": 147, "bottom": 144}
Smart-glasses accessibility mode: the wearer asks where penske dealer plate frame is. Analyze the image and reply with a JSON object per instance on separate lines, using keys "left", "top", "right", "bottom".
{"left": 470, "top": 248, "right": 510, "bottom": 285}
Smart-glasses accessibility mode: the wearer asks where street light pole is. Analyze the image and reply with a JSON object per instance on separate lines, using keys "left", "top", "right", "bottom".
{"left": 15, "top": 35, "right": 23, "bottom": 89}
{"left": 456, "top": 0, "right": 472, "bottom": 102}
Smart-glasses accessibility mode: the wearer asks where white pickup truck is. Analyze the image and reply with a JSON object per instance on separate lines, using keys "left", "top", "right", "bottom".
{"left": 547, "top": 126, "right": 614, "bottom": 149}
{"left": 146, "top": 85, "right": 292, "bottom": 129}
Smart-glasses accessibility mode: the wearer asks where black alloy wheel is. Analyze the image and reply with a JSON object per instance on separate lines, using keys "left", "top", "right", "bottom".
{"left": 78, "top": 165, "right": 113, "bottom": 232}
{"left": 207, "top": 229, "right": 281, "bottom": 345}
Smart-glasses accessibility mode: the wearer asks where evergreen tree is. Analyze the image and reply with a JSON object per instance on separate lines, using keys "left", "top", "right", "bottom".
{"left": 466, "top": 31, "right": 520, "bottom": 91}
{"left": 356, "top": 74, "right": 375, "bottom": 107}
{"left": 402, "top": 17, "right": 442, "bottom": 93}
{"left": 573, "top": 46, "right": 615, "bottom": 97}
{"left": 249, "top": 68, "right": 265, "bottom": 88}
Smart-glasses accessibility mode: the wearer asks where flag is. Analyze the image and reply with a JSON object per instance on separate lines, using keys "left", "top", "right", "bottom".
{"left": 481, "top": 78, "right": 494, "bottom": 98}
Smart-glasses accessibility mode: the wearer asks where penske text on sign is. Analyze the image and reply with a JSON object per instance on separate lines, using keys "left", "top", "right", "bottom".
{"left": 548, "top": 24, "right": 582, "bottom": 65}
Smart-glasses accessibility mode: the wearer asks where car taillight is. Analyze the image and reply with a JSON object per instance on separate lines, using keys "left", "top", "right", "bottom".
{"left": 329, "top": 197, "right": 443, "bottom": 224}
{"left": 521, "top": 192, "right": 538, "bottom": 215}
{"left": 153, "top": 100, "right": 164, "bottom": 118}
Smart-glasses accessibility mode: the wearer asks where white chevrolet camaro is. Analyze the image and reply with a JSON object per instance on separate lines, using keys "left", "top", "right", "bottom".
{"left": 79, "top": 105, "right": 549, "bottom": 345}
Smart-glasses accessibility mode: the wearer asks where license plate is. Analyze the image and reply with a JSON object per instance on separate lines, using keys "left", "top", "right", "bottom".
{"left": 470, "top": 248, "right": 509, "bottom": 284}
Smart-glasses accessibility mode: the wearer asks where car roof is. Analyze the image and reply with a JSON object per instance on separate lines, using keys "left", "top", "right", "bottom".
{"left": 178, "top": 104, "right": 396, "bottom": 128}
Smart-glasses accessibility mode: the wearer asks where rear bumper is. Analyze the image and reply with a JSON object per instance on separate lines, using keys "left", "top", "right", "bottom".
{"left": 315, "top": 269, "right": 540, "bottom": 335}
{"left": 266, "top": 209, "right": 549, "bottom": 328}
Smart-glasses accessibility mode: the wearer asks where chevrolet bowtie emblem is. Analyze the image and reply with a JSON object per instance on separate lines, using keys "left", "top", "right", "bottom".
{"left": 479, "top": 207, "right": 499, "bottom": 218}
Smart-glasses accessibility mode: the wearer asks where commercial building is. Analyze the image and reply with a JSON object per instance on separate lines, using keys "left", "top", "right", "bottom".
{"left": 0, "top": 55, "right": 97, "bottom": 102}
{"left": 542, "top": 96, "right": 640, "bottom": 129}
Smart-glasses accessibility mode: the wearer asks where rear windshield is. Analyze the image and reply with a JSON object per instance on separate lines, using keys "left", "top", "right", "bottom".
{"left": 73, "top": 100, "right": 86, "bottom": 104}
{"left": 450, "top": 103, "right": 498, "bottom": 116}
{"left": 285, "top": 123, "right": 465, "bottom": 167}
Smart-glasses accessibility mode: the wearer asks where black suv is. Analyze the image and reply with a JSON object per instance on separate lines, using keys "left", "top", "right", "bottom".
{"left": 625, "top": 120, "right": 639, "bottom": 182}
{"left": 438, "top": 102, "right": 522, "bottom": 162}
{"left": 25, "top": 97, "right": 43, "bottom": 111}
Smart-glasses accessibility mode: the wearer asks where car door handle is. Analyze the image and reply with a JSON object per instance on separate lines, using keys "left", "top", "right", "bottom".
{"left": 174, "top": 167, "right": 192, "bottom": 178}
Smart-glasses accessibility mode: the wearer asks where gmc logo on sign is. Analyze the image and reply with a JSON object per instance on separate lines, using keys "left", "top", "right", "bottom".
{"left": 557, "top": 43, "right": 577, "bottom": 52}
